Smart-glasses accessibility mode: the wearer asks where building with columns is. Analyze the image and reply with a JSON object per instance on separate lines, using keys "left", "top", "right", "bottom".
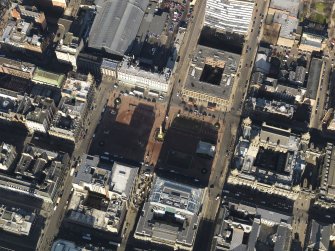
{"left": 228, "top": 118, "right": 321, "bottom": 199}
{"left": 117, "top": 57, "right": 170, "bottom": 94}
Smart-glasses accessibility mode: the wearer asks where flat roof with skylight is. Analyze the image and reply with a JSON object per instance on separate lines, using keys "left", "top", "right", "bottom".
{"left": 135, "top": 176, "right": 204, "bottom": 250}
{"left": 111, "top": 162, "right": 139, "bottom": 198}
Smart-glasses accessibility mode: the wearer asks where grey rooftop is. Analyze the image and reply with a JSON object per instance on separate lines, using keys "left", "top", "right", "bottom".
{"left": 88, "top": 0, "right": 149, "bottom": 56}
{"left": 184, "top": 45, "right": 240, "bottom": 100}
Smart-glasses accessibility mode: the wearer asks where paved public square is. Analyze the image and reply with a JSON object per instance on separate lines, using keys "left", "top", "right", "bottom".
{"left": 89, "top": 91, "right": 166, "bottom": 164}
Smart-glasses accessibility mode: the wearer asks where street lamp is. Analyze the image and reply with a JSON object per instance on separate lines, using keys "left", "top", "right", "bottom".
{"left": 114, "top": 97, "right": 121, "bottom": 106}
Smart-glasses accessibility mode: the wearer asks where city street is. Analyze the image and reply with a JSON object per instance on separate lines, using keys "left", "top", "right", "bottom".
{"left": 205, "top": 0, "right": 269, "bottom": 224}
{"left": 193, "top": 1, "right": 270, "bottom": 250}
{"left": 3, "top": 0, "right": 335, "bottom": 250}
{"left": 37, "top": 78, "right": 114, "bottom": 251}
{"left": 291, "top": 192, "right": 312, "bottom": 249}
{"left": 38, "top": 0, "right": 271, "bottom": 250}
{"left": 167, "top": 0, "right": 206, "bottom": 115}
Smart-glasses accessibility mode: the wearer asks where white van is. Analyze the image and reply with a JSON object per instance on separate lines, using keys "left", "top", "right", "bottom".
{"left": 109, "top": 241, "right": 120, "bottom": 247}
{"left": 70, "top": 167, "right": 75, "bottom": 176}
{"left": 100, "top": 156, "right": 109, "bottom": 161}
{"left": 82, "top": 235, "right": 91, "bottom": 241}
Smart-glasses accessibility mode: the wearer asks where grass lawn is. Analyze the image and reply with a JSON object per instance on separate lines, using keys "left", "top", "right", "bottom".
{"left": 314, "top": 2, "right": 326, "bottom": 13}
{"left": 309, "top": 12, "right": 327, "bottom": 24}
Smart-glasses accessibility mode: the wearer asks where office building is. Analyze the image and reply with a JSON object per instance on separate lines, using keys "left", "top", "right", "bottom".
{"left": 67, "top": 155, "right": 138, "bottom": 234}
{"left": 250, "top": 97, "right": 296, "bottom": 118}
{"left": 299, "top": 33, "right": 323, "bottom": 52}
{"left": 0, "top": 144, "right": 70, "bottom": 203}
{"left": 1, "top": 4, "right": 48, "bottom": 55}
{"left": 49, "top": 74, "right": 95, "bottom": 142}
{"left": 0, "top": 89, "right": 62, "bottom": 134}
{"left": 12, "top": 5, "right": 47, "bottom": 29}
{"left": 316, "top": 143, "right": 335, "bottom": 209}
{"left": 117, "top": 57, "right": 170, "bottom": 93}
{"left": 55, "top": 33, "right": 83, "bottom": 70}
{"left": 49, "top": 97, "right": 83, "bottom": 142}
{"left": 51, "top": 239, "right": 85, "bottom": 251}
{"left": 205, "top": 0, "right": 254, "bottom": 34}
{"left": 273, "top": 12, "right": 299, "bottom": 39}
{"left": 0, "top": 57, "right": 36, "bottom": 79}
{"left": 76, "top": 52, "right": 102, "bottom": 76}
{"left": 269, "top": 0, "right": 300, "bottom": 17}
{"left": 0, "top": 89, "right": 29, "bottom": 123}
{"left": 0, "top": 204, "right": 35, "bottom": 236}
{"left": 228, "top": 118, "right": 316, "bottom": 199}
{"left": 135, "top": 176, "right": 204, "bottom": 250}
{"left": 213, "top": 202, "right": 293, "bottom": 250}
{"left": 25, "top": 96, "right": 57, "bottom": 133}
{"left": 0, "top": 142, "right": 17, "bottom": 171}
{"left": 305, "top": 220, "right": 332, "bottom": 251}
{"left": 306, "top": 58, "right": 323, "bottom": 100}
{"left": 182, "top": 45, "right": 240, "bottom": 111}
{"left": 116, "top": 0, "right": 182, "bottom": 93}
{"left": 254, "top": 53, "right": 271, "bottom": 74}
{"left": 39, "top": 0, "right": 67, "bottom": 10}
{"left": 110, "top": 162, "right": 139, "bottom": 199}
{"left": 101, "top": 58, "right": 118, "bottom": 79}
